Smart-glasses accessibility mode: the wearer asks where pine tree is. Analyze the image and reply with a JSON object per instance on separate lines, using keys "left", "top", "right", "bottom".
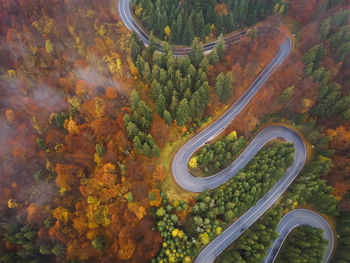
{"left": 215, "top": 72, "right": 225, "bottom": 101}
{"left": 176, "top": 98, "right": 190, "bottom": 126}
{"left": 215, "top": 14, "right": 224, "bottom": 35}
{"left": 51, "top": 243, "right": 65, "bottom": 257}
{"left": 173, "top": 12, "right": 184, "bottom": 43}
{"left": 216, "top": 34, "right": 225, "bottom": 61}
{"left": 196, "top": 11, "right": 206, "bottom": 40}
{"left": 130, "top": 90, "right": 140, "bottom": 110}
{"left": 199, "top": 56, "right": 209, "bottom": 73}
{"left": 223, "top": 72, "right": 233, "bottom": 102}
{"left": 189, "top": 38, "right": 204, "bottom": 67}
{"left": 133, "top": 136, "right": 143, "bottom": 153}
{"left": 142, "top": 142, "right": 153, "bottom": 157}
{"left": 136, "top": 55, "right": 145, "bottom": 76}
{"left": 170, "top": 95, "right": 179, "bottom": 119}
{"left": 319, "top": 17, "right": 331, "bottom": 39}
{"left": 130, "top": 31, "right": 143, "bottom": 64}
{"left": 125, "top": 120, "right": 139, "bottom": 139}
{"left": 39, "top": 244, "right": 52, "bottom": 255}
{"left": 183, "top": 17, "right": 194, "bottom": 45}
{"left": 96, "top": 144, "right": 106, "bottom": 158}
{"left": 148, "top": 31, "right": 157, "bottom": 56}
{"left": 142, "top": 62, "right": 151, "bottom": 81}
{"left": 92, "top": 235, "right": 106, "bottom": 250}
{"left": 209, "top": 48, "right": 219, "bottom": 64}
{"left": 163, "top": 109, "right": 172, "bottom": 125}
{"left": 155, "top": 91, "right": 166, "bottom": 115}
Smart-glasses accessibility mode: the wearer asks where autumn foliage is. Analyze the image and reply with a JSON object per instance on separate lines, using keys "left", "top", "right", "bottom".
{"left": 0, "top": 0, "right": 161, "bottom": 261}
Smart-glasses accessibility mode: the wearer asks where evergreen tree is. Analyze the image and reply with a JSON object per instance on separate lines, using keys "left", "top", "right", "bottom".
{"left": 183, "top": 17, "right": 194, "bottom": 45}
{"left": 199, "top": 56, "right": 209, "bottom": 72}
{"left": 130, "top": 31, "right": 143, "bottom": 64}
{"left": 155, "top": 91, "right": 166, "bottom": 115}
{"left": 209, "top": 48, "right": 219, "bottom": 64}
{"left": 215, "top": 72, "right": 233, "bottom": 103}
{"left": 142, "top": 142, "right": 153, "bottom": 157}
{"left": 95, "top": 144, "right": 106, "bottom": 158}
{"left": 216, "top": 34, "right": 225, "bottom": 61}
{"left": 319, "top": 17, "right": 331, "bottom": 39}
{"left": 173, "top": 13, "right": 183, "bottom": 43}
{"left": 130, "top": 90, "right": 140, "bottom": 110}
{"left": 280, "top": 86, "right": 295, "bottom": 103}
{"left": 176, "top": 98, "right": 190, "bottom": 126}
{"left": 51, "top": 243, "right": 65, "bottom": 257}
{"left": 133, "top": 136, "right": 143, "bottom": 153}
{"left": 189, "top": 38, "right": 204, "bottom": 67}
{"left": 163, "top": 110, "right": 172, "bottom": 125}
{"left": 39, "top": 244, "right": 52, "bottom": 255}
{"left": 170, "top": 95, "right": 179, "bottom": 119}
{"left": 148, "top": 31, "right": 157, "bottom": 57}
{"left": 92, "top": 235, "right": 106, "bottom": 250}
{"left": 215, "top": 72, "right": 225, "bottom": 101}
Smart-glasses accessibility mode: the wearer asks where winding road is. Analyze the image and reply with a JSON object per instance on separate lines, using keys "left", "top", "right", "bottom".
{"left": 118, "top": 0, "right": 246, "bottom": 55}
{"left": 117, "top": 1, "right": 334, "bottom": 262}
{"left": 264, "top": 209, "right": 334, "bottom": 263}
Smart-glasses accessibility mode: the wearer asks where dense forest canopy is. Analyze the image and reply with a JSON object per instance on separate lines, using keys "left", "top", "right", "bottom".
{"left": 0, "top": 0, "right": 349, "bottom": 262}
{"left": 131, "top": 0, "right": 288, "bottom": 44}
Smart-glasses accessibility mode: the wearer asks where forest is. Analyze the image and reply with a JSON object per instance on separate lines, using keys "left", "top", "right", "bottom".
{"left": 218, "top": 207, "right": 282, "bottom": 263}
{"left": 131, "top": 0, "right": 288, "bottom": 44}
{"left": 0, "top": 0, "right": 349, "bottom": 262}
{"left": 151, "top": 142, "right": 294, "bottom": 263}
{"left": 275, "top": 226, "right": 328, "bottom": 263}
{"left": 189, "top": 131, "right": 247, "bottom": 175}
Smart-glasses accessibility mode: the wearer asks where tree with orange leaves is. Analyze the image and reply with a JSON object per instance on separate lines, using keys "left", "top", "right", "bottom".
{"left": 105, "top": 87, "right": 118, "bottom": 99}
{"left": 55, "top": 163, "right": 77, "bottom": 194}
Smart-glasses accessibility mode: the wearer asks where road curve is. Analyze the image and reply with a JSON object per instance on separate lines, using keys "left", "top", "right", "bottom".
{"left": 171, "top": 39, "right": 292, "bottom": 193}
{"left": 118, "top": 0, "right": 246, "bottom": 55}
{"left": 117, "top": 2, "right": 334, "bottom": 263}
{"left": 264, "top": 209, "right": 334, "bottom": 263}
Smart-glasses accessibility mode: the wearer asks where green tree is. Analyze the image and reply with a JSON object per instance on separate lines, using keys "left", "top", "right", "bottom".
{"left": 133, "top": 136, "right": 143, "bottom": 153}
{"left": 130, "top": 31, "right": 143, "bottom": 63}
{"left": 142, "top": 142, "right": 153, "bottom": 157}
{"left": 215, "top": 72, "right": 233, "bottom": 103}
{"left": 319, "top": 17, "right": 331, "bottom": 39}
{"left": 163, "top": 109, "right": 172, "bottom": 125}
{"left": 216, "top": 34, "right": 225, "bottom": 61}
{"left": 209, "top": 48, "right": 219, "bottom": 64}
{"left": 148, "top": 31, "right": 157, "bottom": 57}
{"left": 183, "top": 17, "right": 194, "bottom": 45}
{"left": 170, "top": 95, "right": 179, "bottom": 119}
{"left": 280, "top": 85, "right": 295, "bottom": 102}
{"left": 176, "top": 98, "right": 190, "bottom": 126}
{"left": 155, "top": 91, "right": 166, "bottom": 115}
{"left": 92, "top": 235, "right": 106, "bottom": 250}
{"left": 51, "top": 243, "right": 65, "bottom": 257}
{"left": 189, "top": 37, "right": 204, "bottom": 67}
{"left": 96, "top": 144, "right": 106, "bottom": 158}
{"left": 39, "top": 244, "right": 52, "bottom": 255}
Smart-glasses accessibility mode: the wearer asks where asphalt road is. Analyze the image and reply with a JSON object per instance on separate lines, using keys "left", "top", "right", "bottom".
{"left": 118, "top": 0, "right": 246, "bottom": 55}
{"left": 264, "top": 209, "right": 334, "bottom": 263}
{"left": 117, "top": 2, "right": 334, "bottom": 262}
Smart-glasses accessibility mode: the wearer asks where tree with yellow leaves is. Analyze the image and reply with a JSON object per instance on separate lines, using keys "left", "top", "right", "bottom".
{"left": 200, "top": 232, "right": 210, "bottom": 245}
{"left": 164, "top": 25, "right": 171, "bottom": 40}
{"left": 189, "top": 156, "right": 198, "bottom": 168}
{"left": 46, "top": 39, "right": 54, "bottom": 53}
{"left": 8, "top": 199, "right": 18, "bottom": 208}
{"left": 53, "top": 206, "right": 69, "bottom": 224}
{"left": 226, "top": 130, "right": 237, "bottom": 141}
{"left": 64, "top": 117, "right": 80, "bottom": 135}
